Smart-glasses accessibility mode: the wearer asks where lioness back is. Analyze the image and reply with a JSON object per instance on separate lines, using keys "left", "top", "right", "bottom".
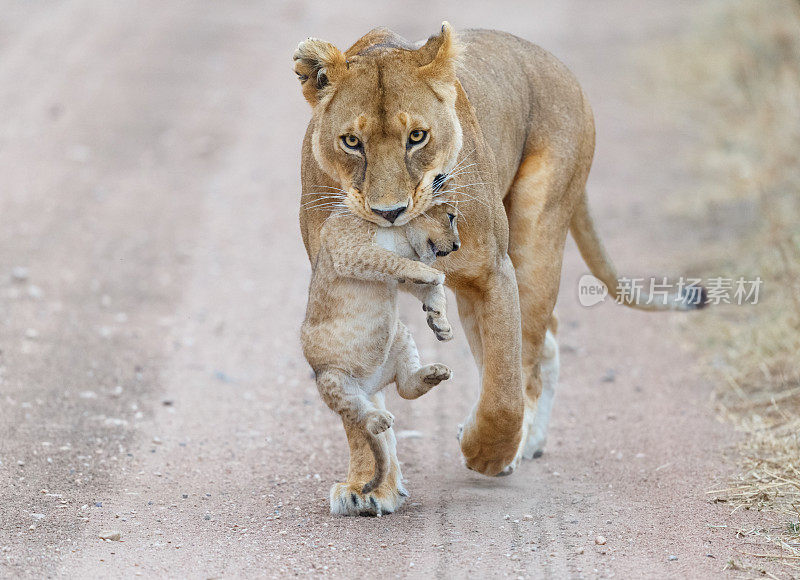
{"left": 456, "top": 30, "right": 592, "bottom": 196}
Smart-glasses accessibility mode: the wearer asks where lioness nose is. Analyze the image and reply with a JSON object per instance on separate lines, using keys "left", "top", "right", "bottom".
{"left": 371, "top": 205, "right": 407, "bottom": 224}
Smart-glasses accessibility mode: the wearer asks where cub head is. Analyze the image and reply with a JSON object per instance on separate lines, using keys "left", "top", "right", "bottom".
{"left": 405, "top": 202, "right": 460, "bottom": 263}
{"left": 294, "top": 22, "right": 463, "bottom": 227}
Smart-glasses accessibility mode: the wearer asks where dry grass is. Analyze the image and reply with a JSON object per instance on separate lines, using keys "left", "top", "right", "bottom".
{"left": 656, "top": 0, "right": 800, "bottom": 571}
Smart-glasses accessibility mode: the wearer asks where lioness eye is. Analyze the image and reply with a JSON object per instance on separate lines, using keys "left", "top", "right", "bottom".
{"left": 408, "top": 129, "right": 428, "bottom": 146}
{"left": 447, "top": 213, "right": 456, "bottom": 224}
{"left": 341, "top": 134, "right": 361, "bottom": 150}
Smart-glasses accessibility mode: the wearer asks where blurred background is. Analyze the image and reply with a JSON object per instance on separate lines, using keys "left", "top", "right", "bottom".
{"left": 0, "top": 1, "right": 797, "bottom": 577}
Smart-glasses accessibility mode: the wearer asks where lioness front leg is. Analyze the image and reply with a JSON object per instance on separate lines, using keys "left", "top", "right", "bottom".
{"left": 454, "top": 256, "right": 525, "bottom": 476}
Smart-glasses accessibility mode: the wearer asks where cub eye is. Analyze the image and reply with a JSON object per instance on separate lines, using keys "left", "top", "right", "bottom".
{"left": 341, "top": 134, "right": 361, "bottom": 150}
{"left": 408, "top": 129, "right": 428, "bottom": 146}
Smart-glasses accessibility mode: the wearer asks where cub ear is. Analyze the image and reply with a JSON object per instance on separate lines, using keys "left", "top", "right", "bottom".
{"left": 416, "top": 21, "right": 461, "bottom": 83}
{"left": 293, "top": 38, "right": 347, "bottom": 106}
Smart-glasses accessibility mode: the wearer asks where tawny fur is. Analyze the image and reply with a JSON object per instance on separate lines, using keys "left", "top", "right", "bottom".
{"left": 301, "top": 205, "right": 459, "bottom": 499}
{"left": 295, "top": 22, "right": 703, "bottom": 515}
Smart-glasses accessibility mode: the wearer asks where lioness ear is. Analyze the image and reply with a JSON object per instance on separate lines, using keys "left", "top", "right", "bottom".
{"left": 417, "top": 22, "right": 461, "bottom": 83}
{"left": 293, "top": 38, "right": 347, "bottom": 106}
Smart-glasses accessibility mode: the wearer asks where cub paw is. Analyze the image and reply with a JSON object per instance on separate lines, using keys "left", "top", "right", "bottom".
{"left": 364, "top": 410, "right": 394, "bottom": 435}
{"left": 426, "top": 313, "right": 453, "bottom": 341}
{"left": 411, "top": 266, "right": 445, "bottom": 286}
{"left": 329, "top": 481, "right": 408, "bottom": 517}
{"left": 421, "top": 363, "right": 451, "bottom": 385}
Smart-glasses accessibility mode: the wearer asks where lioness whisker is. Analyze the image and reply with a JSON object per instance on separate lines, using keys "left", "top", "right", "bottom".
{"left": 447, "top": 162, "right": 478, "bottom": 175}
{"left": 302, "top": 200, "right": 347, "bottom": 209}
{"left": 301, "top": 196, "right": 345, "bottom": 206}
{"left": 444, "top": 193, "right": 490, "bottom": 209}
{"left": 305, "top": 202, "right": 349, "bottom": 212}
{"left": 302, "top": 192, "right": 346, "bottom": 199}
{"left": 308, "top": 184, "right": 349, "bottom": 193}
{"left": 447, "top": 149, "right": 476, "bottom": 172}
{"left": 447, "top": 182, "right": 491, "bottom": 190}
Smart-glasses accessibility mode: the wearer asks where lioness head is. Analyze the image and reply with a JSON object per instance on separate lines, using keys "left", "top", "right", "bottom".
{"left": 405, "top": 202, "right": 460, "bottom": 264}
{"left": 294, "top": 23, "right": 463, "bottom": 227}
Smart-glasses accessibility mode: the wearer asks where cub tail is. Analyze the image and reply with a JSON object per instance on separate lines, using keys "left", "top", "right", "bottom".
{"left": 570, "top": 191, "right": 707, "bottom": 312}
{"left": 361, "top": 431, "right": 389, "bottom": 494}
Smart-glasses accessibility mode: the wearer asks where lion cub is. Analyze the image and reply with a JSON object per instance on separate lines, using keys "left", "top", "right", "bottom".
{"left": 301, "top": 204, "right": 459, "bottom": 495}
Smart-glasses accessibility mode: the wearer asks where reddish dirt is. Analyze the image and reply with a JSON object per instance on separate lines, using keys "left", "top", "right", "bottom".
{"left": 0, "top": 1, "right": 774, "bottom": 578}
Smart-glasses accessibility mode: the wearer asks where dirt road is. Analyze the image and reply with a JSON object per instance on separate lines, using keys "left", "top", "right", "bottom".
{"left": 0, "top": 1, "right": 768, "bottom": 578}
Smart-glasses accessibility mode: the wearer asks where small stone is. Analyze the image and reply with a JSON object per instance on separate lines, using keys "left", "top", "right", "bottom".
{"left": 182, "top": 494, "right": 188, "bottom": 499}
{"left": 24, "top": 328, "right": 39, "bottom": 340}
{"left": 668, "top": 555, "right": 678, "bottom": 561}
{"left": 104, "top": 417, "right": 128, "bottom": 427}
{"left": 204, "top": 514, "right": 211, "bottom": 520}
{"left": 12, "top": 267, "right": 29, "bottom": 281}
{"left": 576, "top": 547, "right": 585, "bottom": 555}
{"left": 396, "top": 430, "right": 424, "bottom": 439}
{"left": 523, "top": 514, "right": 533, "bottom": 521}
{"left": 595, "top": 535, "right": 606, "bottom": 546}
{"left": 152, "top": 437, "right": 162, "bottom": 445}
{"left": 503, "top": 514, "right": 510, "bottom": 520}
{"left": 601, "top": 369, "right": 616, "bottom": 383}
{"left": 99, "top": 531, "right": 121, "bottom": 541}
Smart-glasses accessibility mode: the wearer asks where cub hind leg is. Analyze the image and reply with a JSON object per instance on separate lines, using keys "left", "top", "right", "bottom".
{"left": 315, "top": 369, "right": 393, "bottom": 495}
{"left": 315, "top": 368, "right": 393, "bottom": 431}
{"left": 330, "top": 393, "right": 407, "bottom": 517}
{"left": 391, "top": 321, "right": 452, "bottom": 401}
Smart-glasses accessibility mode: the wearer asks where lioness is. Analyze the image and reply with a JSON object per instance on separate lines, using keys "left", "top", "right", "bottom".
{"left": 301, "top": 204, "right": 459, "bottom": 513}
{"left": 294, "top": 22, "right": 704, "bottom": 516}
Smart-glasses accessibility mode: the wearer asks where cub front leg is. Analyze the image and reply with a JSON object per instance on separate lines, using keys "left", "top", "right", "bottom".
{"left": 402, "top": 282, "right": 453, "bottom": 341}
{"left": 332, "top": 249, "right": 444, "bottom": 286}
{"left": 323, "top": 223, "right": 444, "bottom": 286}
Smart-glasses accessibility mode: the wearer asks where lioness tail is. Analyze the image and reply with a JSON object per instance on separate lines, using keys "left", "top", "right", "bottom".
{"left": 570, "top": 192, "right": 707, "bottom": 311}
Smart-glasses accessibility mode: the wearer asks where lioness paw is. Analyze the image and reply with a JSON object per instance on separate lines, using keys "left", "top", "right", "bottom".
{"left": 364, "top": 410, "right": 394, "bottom": 435}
